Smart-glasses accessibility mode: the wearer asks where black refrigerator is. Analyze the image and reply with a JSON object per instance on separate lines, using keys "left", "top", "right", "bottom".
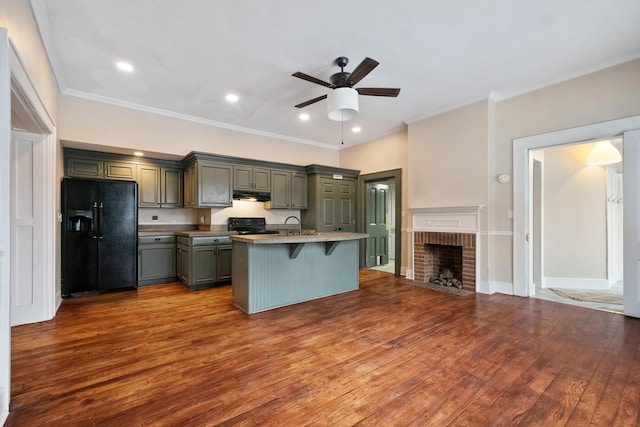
{"left": 62, "top": 178, "right": 138, "bottom": 296}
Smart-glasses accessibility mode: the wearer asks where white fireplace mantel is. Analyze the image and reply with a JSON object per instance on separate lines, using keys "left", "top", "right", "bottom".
{"left": 408, "top": 206, "right": 484, "bottom": 233}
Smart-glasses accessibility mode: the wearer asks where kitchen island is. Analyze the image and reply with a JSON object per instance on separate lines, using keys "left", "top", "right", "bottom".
{"left": 230, "top": 232, "right": 367, "bottom": 314}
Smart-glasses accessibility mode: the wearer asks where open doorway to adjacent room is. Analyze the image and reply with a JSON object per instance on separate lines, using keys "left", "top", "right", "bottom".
{"left": 528, "top": 139, "right": 623, "bottom": 314}
{"left": 358, "top": 169, "right": 402, "bottom": 276}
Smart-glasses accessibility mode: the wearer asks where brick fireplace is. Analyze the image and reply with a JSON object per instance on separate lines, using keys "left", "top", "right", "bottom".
{"left": 408, "top": 206, "right": 483, "bottom": 293}
{"left": 413, "top": 231, "right": 476, "bottom": 292}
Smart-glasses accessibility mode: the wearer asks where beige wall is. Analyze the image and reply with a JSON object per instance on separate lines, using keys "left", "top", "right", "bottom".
{"left": 0, "top": 0, "right": 58, "bottom": 121}
{"left": 408, "top": 100, "right": 490, "bottom": 209}
{"left": 543, "top": 143, "right": 607, "bottom": 279}
{"left": 59, "top": 95, "right": 339, "bottom": 167}
{"left": 340, "top": 129, "right": 409, "bottom": 270}
{"left": 492, "top": 58, "right": 640, "bottom": 286}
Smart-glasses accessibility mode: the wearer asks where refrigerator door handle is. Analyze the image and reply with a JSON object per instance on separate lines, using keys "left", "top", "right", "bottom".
{"left": 98, "top": 202, "right": 104, "bottom": 240}
{"left": 92, "top": 202, "right": 99, "bottom": 239}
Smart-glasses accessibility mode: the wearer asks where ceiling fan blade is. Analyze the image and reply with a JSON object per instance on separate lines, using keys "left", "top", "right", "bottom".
{"left": 357, "top": 87, "right": 401, "bottom": 97}
{"left": 347, "top": 57, "right": 379, "bottom": 86}
{"left": 294, "top": 94, "right": 328, "bottom": 108}
{"left": 292, "top": 72, "right": 332, "bottom": 88}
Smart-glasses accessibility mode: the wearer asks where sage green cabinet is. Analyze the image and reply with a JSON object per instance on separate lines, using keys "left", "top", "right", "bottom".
{"left": 302, "top": 166, "right": 359, "bottom": 232}
{"left": 217, "top": 245, "right": 233, "bottom": 281}
{"left": 105, "top": 161, "right": 137, "bottom": 181}
{"left": 233, "top": 165, "right": 270, "bottom": 192}
{"left": 66, "top": 156, "right": 104, "bottom": 179}
{"left": 138, "top": 165, "right": 182, "bottom": 208}
{"left": 176, "top": 242, "right": 190, "bottom": 283}
{"left": 138, "top": 235, "right": 177, "bottom": 285}
{"left": 184, "top": 161, "right": 233, "bottom": 207}
{"left": 266, "top": 170, "right": 308, "bottom": 209}
{"left": 66, "top": 157, "right": 136, "bottom": 181}
{"left": 176, "top": 235, "right": 232, "bottom": 290}
{"left": 291, "top": 173, "right": 308, "bottom": 209}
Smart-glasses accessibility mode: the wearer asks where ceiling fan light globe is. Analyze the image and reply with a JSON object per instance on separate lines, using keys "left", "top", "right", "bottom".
{"left": 327, "top": 87, "right": 359, "bottom": 121}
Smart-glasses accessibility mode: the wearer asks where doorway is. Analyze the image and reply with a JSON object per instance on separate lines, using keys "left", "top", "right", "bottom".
{"left": 528, "top": 141, "right": 623, "bottom": 313}
{"left": 358, "top": 169, "right": 402, "bottom": 276}
{"left": 513, "top": 115, "right": 640, "bottom": 318}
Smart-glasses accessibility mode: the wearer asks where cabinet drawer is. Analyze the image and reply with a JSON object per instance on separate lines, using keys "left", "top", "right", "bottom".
{"left": 139, "top": 235, "right": 176, "bottom": 245}
{"left": 191, "top": 235, "right": 231, "bottom": 246}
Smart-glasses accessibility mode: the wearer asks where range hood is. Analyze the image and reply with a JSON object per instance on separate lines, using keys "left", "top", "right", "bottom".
{"left": 232, "top": 190, "right": 271, "bottom": 202}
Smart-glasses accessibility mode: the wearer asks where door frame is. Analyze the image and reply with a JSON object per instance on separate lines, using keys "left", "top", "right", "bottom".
{"left": 513, "top": 115, "right": 640, "bottom": 297}
{"left": 358, "top": 169, "right": 402, "bottom": 275}
{"left": 1, "top": 32, "right": 57, "bottom": 421}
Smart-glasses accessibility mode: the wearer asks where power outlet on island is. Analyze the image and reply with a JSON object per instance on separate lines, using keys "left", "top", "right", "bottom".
{"left": 152, "top": 215, "right": 158, "bottom": 223}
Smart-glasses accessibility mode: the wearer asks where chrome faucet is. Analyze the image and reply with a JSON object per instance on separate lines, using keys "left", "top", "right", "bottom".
{"left": 285, "top": 215, "right": 301, "bottom": 235}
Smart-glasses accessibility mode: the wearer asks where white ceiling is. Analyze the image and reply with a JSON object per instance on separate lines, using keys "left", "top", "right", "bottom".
{"left": 30, "top": 0, "right": 640, "bottom": 149}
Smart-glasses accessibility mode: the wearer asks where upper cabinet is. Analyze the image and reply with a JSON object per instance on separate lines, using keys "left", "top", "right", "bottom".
{"left": 64, "top": 148, "right": 183, "bottom": 208}
{"left": 65, "top": 156, "right": 135, "bottom": 181}
{"left": 266, "top": 170, "right": 308, "bottom": 210}
{"left": 183, "top": 155, "right": 233, "bottom": 208}
{"left": 138, "top": 164, "right": 183, "bottom": 208}
{"left": 233, "top": 165, "right": 270, "bottom": 192}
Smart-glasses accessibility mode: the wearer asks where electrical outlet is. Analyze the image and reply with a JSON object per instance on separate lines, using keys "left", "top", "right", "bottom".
{"left": 200, "top": 216, "right": 205, "bottom": 224}
{"left": 152, "top": 215, "right": 158, "bottom": 222}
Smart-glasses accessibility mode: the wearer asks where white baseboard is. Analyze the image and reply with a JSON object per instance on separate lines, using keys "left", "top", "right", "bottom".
{"left": 1, "top": 410, "right": 7, "bottom": 426}
{"left": 476, "top": 281, "right": 514, "bottom": 295}
{"left": 544, "top": 277, "right": 610, "bottom": 290}
{"left": 405, "top": 269, "right": 414, "bottom": 280}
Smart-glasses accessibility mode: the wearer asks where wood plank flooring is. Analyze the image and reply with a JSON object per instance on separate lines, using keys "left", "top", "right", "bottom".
{"left": 7, "top": 269, "right": 640, "bottom": 426}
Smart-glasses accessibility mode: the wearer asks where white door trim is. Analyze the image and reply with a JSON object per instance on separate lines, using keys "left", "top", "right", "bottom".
{"left": 623, "top": 129, "right": 640, "bottom": 317}
{"left": 0, "top": 27, "right": 12, "bottom": 425}
{"left": 513, "top": 115, "right": 640, "bottom": 297}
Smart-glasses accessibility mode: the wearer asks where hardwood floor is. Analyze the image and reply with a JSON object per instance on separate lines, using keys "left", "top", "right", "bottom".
{"left": 7, "top": 269, "right": 640, "bottom": 426}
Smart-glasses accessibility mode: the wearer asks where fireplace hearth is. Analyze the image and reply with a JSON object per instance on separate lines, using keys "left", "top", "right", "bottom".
{"left": 409, "top": 206, "right": 482, "bottom": 293}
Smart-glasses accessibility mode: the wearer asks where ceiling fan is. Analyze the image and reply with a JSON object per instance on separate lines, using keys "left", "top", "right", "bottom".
{"left": 292, "top": 56, "right": 400, "bottom": 121}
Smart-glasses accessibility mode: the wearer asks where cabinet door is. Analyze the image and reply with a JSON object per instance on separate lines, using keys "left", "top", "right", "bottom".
{"left": 216, "top": 245, "right": 233, "bottom": 281}
{"left": 183, "top": 164, "right": 196, "bottom": 207}
{"left": 176, "top": 244, "right": 183, "bottom": 282}
{"left": 319, "top": 177, "right": 337, "bottom": 231}
{"left": 253, "top": 167, "right": 271, "bottom": 192}
{"left": 268, "top": 170, "right": 291, "bottom": 208}
{"left": 137, "top": 164, "right": 161, "bottom": 207}
{"left": 337, "top": 179, "right": 356, "bottom": 232}
{"left": 192, "top": 246, "right": 216, "bottom": 286}
{"left": 161, "top": 167, "right": 183, "bottom": 208}
{"left": 291, "top": 173, "right": 308, "bottom": 209}
{"left": 105, "top": 161, "right": 137, "bottom": 181}
{"left": 138, "top": 243, "right": 176, "bottom": 284}
{"left": 199, "top": 162, "right": 232, "bottom": 207}
{"left": 178, "top": 244, "right": 190, "bottom": 284}
{"left": 66, "top": 157, "right": 104, "bottom": 179}
{"left": 233, "top": 166, "right": 253, "bottom": 191}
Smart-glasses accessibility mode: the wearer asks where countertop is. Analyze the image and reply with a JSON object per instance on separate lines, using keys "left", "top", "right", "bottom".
{"left": 230, "top": 232, "right": 368, "bottom": 244}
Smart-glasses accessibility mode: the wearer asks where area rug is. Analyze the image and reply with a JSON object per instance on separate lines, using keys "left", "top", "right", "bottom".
{"left": 550, "top": 288, "right": 623, "bottom": 305}
{"left": 408, "top": 280, "right": 473, "bottom": 296}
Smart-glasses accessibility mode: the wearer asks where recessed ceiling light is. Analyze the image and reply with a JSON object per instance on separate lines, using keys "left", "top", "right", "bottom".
{"left": 116, "top": 61, "right": 134, "bottom": 72}
{"left": 225, "top": 93, "right": 239, "bottom": 103}
{"left": 352, "top": 126, "right": 361, "bottom": 133}
{"left": 299, "top": 113, "right": 310, "bottom": 121}
{"left": 133, "top": 151, "right": 144, "bottom": 157}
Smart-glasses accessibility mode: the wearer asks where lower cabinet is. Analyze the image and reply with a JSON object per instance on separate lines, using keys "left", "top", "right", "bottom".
{"left": 176, "top": 235, "right": 232, "bottom": 290}
{"left": 138, "top": 235, "right": 177, "bottom": 285}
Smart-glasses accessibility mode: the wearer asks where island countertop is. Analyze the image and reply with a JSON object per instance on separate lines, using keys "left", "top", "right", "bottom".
{"left": 230, "top": 232, "right": 367, "bottom": 244}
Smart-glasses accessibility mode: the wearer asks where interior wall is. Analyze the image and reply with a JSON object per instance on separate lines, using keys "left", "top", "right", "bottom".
{"left": 340, "top": 130, "right": 408, "bottom": 271}
{"left": 494, "top": 58, "right": 640, "bottom": 287}
{"left": 407, "top": 100, "right": 489, "bottom": 209}
{"left": 58, "top": 94, "right": 339, "bottom": 167}
{"left": 543, "top": 143, "right": 607, "bottom": 280}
